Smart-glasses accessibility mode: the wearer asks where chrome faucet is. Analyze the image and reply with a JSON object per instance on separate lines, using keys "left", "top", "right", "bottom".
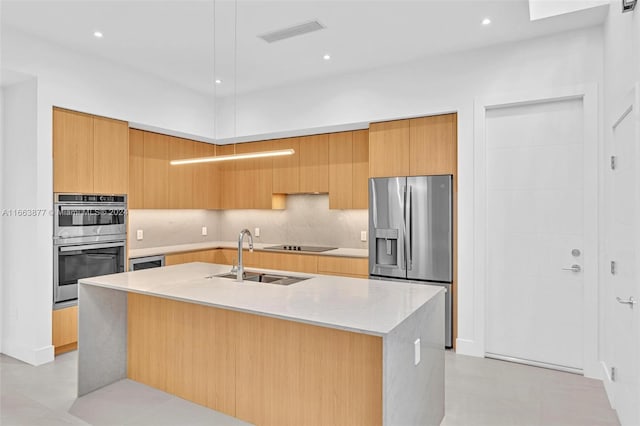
{"left": 237, "top": 229, "right": 254, "bottom": 282}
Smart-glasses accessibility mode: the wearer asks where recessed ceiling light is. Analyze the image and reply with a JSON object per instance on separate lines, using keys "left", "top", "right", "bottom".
{"left": 215, "top": 79, "right": 222, "bottom": 84}
{"left": 482, "top": 18, "right": 491, "bottom": 26}
{"left": 323, "top": 54, "right": 331, "bottom": 61}
{"left": 93, "top": 31, "right": 103, "bottom": 38}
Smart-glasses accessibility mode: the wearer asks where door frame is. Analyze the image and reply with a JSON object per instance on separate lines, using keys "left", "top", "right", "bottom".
{"left": 601, "top": 82, "right": 640, "bottom": 411}
{"left": 471, "top": 84, "right": 600, "bottom": 378}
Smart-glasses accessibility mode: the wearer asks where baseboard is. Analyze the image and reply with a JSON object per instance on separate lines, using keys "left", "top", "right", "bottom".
{"left": 455, "top": 338, "right": 484, "bottom": 357}
{"left": 1, "top": 341, "right": 54, "bottom": 366}
{"left": 54, "top": 342, "right": 77, "bottom": 355}
{"left": 600, "top": 361, "right": 616, "bottom": 409}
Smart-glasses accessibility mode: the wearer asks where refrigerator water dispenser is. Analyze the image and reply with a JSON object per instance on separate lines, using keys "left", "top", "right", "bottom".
{"left": 374, "top": 228, "right": 399, "bottom": 266}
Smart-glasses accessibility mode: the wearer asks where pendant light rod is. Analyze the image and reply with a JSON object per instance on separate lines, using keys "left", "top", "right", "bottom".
{"left": 170, "top": 149, "right": 295, "bottom": 165}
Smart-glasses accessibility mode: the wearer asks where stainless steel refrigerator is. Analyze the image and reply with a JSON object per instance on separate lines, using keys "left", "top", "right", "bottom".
{"left": 369, "top": 175, "right": 453, "bottom": 347}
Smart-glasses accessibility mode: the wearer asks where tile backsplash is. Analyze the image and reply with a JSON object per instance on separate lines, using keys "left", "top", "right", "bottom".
{"left": 219, "top": 195, "right": 368, "bottom": 249}
{"left": 128, "top": 209, "right": 221, "bottom": 249}
{"left": 128, "top": 195, "right": 368, "bottom": 250}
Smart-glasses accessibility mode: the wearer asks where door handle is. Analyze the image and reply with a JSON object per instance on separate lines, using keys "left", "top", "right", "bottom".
{"left": 616, "top": 296, "right": 637, "bottom": 307}
{"left": 561, "top": 264, "right": 582, "bottom": 273}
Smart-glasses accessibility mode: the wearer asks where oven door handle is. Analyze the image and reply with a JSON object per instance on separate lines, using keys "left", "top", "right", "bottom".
{"left": 59, "top": 242, "right": 125, "bottom": 252}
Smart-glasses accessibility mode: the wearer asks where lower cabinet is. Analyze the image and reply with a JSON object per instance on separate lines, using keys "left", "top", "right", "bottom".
{"left": 317, "top": 256, "right": 369, "bottom": 278}
{"left": 164, "top": 248, "right": 367, "bottom": 278}
{"left": 52, "top": 306, "right": 78, "bottom": 355}
{"left": 165, "top": 249, "right": 216, "bottom": 266}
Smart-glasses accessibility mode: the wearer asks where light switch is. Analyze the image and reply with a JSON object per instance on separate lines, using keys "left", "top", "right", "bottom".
{"left": 201, "top": 226, "right": 208, "bottom": 236}
{"left": 361, "top": 231, "right": 367, "bottom": 242}
{"left": 136, "top": 229, "right": 143, "bottom": 241}
{"left": 414, "top": 338, "right": 421, "bottom": 365}
{"left": 254, "top": 227, "right": 260, "bottom": 237}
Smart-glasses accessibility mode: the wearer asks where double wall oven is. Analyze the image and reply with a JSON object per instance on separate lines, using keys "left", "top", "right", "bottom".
{"left": 53, "top": 194, "right": 127, "bottom": 309}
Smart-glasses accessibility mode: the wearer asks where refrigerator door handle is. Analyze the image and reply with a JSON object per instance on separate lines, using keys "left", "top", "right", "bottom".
{"left": 401, "top": 185, "right": 407, "bottom": 271}
{"left": 407, "top": 185, "right": 413, "bottom": 270}
{"left": 403, "top": 185, "right": 412, "bottom": 271}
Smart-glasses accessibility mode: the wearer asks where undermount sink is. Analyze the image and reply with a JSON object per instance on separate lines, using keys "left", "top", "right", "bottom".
{"left": 214, "top": 271, "right": 310, "bottom": 286}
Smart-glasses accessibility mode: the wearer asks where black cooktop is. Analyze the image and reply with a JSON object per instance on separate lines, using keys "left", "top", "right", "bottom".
{"left": 264, "top": 245, "right": 337, "bottom": 253}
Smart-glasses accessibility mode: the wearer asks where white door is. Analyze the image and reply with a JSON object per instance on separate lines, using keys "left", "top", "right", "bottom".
{"left": 485, "top": 97, "right": 590, "bottom": 372}
{"left": 606, "top": 87, "right": 640, "bottom": 425}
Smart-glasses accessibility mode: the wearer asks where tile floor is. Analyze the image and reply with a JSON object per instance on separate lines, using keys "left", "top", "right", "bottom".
{"left": 1, "top": 350, "right": 619, "bottom": 426}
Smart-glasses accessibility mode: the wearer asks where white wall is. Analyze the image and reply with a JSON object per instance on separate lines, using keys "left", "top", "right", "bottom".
{"left": 1, "top": 78, "right": 50, "bottom": 364}
{"left": 0, "top": 28, "right": 217, "bottom": 364}
{"left": 216, "top": 27, "right": 604, "bottom": 356}
{"left": 0, "top": 86, "right": 4, "bottom": 354}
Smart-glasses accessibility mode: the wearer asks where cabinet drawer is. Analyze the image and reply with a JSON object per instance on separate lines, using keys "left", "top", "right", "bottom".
{"left": 317, "top": 256, "right": 369, "bottom": 278}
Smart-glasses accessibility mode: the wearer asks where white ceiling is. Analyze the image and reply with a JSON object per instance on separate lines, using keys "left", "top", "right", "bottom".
{"left": 1, "top": 0, "right": 608, "bottom": 97}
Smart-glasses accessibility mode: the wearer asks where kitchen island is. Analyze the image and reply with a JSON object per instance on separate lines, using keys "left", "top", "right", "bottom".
{"left": 78, "top": 262, "right": 444, "bottom": 426}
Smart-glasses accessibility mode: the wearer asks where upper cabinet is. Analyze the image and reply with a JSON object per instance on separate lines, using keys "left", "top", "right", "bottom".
{"left": 352, "top": 130, "right": 369, "bottom": 209}
{"left": 128, "top": 129, "right": 145, "bottom": 209}
{"left": 142, "top": 131, "right": 170, "bottom": 209}
{"left": 130, "top": 129, "right": 220, "bottom": 210}
{"left": 272, "top": 137, "right": 300, "bottom": 194}
{"left": 299, "top": 134, "right": 329, "bottom": 193}
{"left": 409, "top": 114, "right": 457, "bottom": 176}
{"left": 368, "top": 119, "right": 410, "bottom": 178}
{"left": 328, "top": 130, "right": 369, "bottom": 209}
{"left": 235, "top": 141, "right": 275, "bottom": 209}
{"left": 369, "top": 113, "right": 457, "bottom": 177}
{"left": 168, "top": 137, "right": 198, "bottom": 209}
{"left": 53, "top": 108, "right": 128, "bottom": 194}
{"left": 193, "top": 142, "right": 219, "bottom": 210}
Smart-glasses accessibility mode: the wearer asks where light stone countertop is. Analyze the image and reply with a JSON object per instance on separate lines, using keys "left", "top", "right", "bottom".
{"left": 79, "top": 262, "right": 442, "bottom": 336}
{"left": 129, "top": 241, "right": 368, "bottom": 259}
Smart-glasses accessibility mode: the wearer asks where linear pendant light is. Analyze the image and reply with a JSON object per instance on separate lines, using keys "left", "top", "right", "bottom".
{"left": 170, "top": 148, "right": 294, "bottom": 165}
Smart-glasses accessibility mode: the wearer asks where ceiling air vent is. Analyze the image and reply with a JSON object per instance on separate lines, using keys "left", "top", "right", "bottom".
{"left": 258, "top": 20, "right": 325, "bottom": 43}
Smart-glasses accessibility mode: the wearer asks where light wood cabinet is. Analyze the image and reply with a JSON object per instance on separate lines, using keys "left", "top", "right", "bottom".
{"left": 193, "top": 142, "right": 219, "bottom": 209}
{"left": 163, "top": 248, "right": 368, "bottom": 279}
{"left": 254, "top": 251, "right": 318, "bottom": 274}
{"left": 217, "top": 144, "right": 237, "bottom": 209}
{"left": 235, "top": 141, "right": 275, "bottom": 209}
{"left": 53, "top": 108, "right": 129, "bottom": 194}
{"left": 369, "top": 114, "right": 457, "bottom": 178}
{"left": 142, "top": 132, "right": 170, "bottom": 209}
{"left": 93, "top": 116, "right": 129, "bottom": 194}
{"left": 329, "top": 132, "right": 353, "bottom": 209}
{"left": 215, "top": 249, "right": 261, "bottom": 268}
{"left": 329, "top": 130, "right": 369, "bottom": 209}
{"left": 168, "top": 137, "right": 197, "bottom": 209}
{"left": 128, "top": 293, "right": 383, "bottom": 426}
{"left": 409, "top": 114, "right": 457, "bottom": 175}
{"left": 352, "top": 129, "right": 369, "bottom": 209}
{"left": 317, "top": 256, "right": 368, "bottom": 278}
{"left": 369, "top": 119, "right": 410, "bottom": 178}
{"left": 299, "top": 134, "right": 329, "bottom": 193}
{"left": 52, "top": 305, "right": 78, "bottom": 355}
{"left": 165, "top": 249, "right": 217, "bottom": 266}
{"left": 272, "top": 137, "right": 300, "bottom": 194}
{"left": 53, "top": 108, "right": 94, "bottom": 193}
{"left": 128, "top": 129, "right": 145, "bottom": 209}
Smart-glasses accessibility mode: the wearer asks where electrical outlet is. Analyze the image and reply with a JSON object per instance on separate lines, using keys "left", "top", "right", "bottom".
{"left": 360, "top": 231, "right": 367, "bottom": 242}
{"left": 136, "top": 229, "right": 143, "bottom": 241}
{"left": 201, "top": 226, "right": 208, "bottom": 236}
{"left": 254, "top": 227, "right": 260, "bottom": 237}
{"left": 414, "top": 338, "right": 421, "bottom": 365}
